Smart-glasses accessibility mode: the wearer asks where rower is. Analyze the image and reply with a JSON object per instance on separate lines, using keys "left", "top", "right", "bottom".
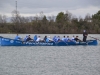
{"left": 24, "top": 36, "right": 28, "bottom": 41}
{"left": 71, "top": 35, "right": 75, "bottom": 40}
{"left": 62, "top": 36, "right": 66, "bottom": 42}
{"left": 66, "top": 36, "right": 71, "bottom": 42}
{"left": 14, "top": 34, "right": 21, "bottom": 40}
{"left": 48, "top": 36, "right": 53, "bottom": 42}
{"left": 74, "top": 36, "right": 81, "bottom": 42}
{"left": 26, "top": 35, "right": 32, "bottom": 41}
{"left": 53, "top": 36, "right": 57, "bottom": 42}
{"left": 43, "top": 36, "right": 47, "bottom": 42}
{"left": 33, "top": 35, "right": 37, "bottom": 41}
{"left": 36, "top": 36, "right": 42, "bottom": 42}
{"left": 46, "top": 36, "right": 53, "bottom": 42}
{"left": 56, "top": 36, "right": 61, "bottom": 42}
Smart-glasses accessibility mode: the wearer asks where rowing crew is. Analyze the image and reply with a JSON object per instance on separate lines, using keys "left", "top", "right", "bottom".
{"left": 14, "top": 34, "right": 81, "bottom": 42}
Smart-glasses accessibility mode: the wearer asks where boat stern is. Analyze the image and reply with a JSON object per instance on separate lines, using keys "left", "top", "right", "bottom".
{"left": 87, "top": 40, "right": 98, "bottom": 45}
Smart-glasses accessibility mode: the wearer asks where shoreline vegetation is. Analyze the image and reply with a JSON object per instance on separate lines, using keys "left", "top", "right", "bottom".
{"left": 0, "top": 10, "right": 100, "bottom": 34}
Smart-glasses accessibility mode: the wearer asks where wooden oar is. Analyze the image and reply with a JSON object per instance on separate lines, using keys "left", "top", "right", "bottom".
{"left": 89, "top": 36, "right": 100, "bottom": 41}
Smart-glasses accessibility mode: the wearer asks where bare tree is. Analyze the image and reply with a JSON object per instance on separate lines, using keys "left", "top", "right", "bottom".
{"left": 11, "top": 10, "right": 21, "bottom": 24}
{"left": 0, "top": 14, "right": 7, "bottom": 23}
{"left": 39, "top": 11, "right": 44, "bottom": 20}
{"left": 84, "top": 13, "right": 92, "bottom": 22}
{"left": 65, "top": 11, "right": 72, "bottom": 22}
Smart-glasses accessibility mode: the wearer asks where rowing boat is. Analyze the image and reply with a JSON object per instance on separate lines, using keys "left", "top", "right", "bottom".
{"left": 0, "top": 37, "right": 98, "bottom": 46}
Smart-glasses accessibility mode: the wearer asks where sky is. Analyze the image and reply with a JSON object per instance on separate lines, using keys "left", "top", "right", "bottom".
{"left": 0, "top": 0, "right": 100, "bottom": 18}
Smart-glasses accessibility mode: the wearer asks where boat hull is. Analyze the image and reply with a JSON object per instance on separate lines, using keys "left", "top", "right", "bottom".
{"left": 0, "top": 37, "right": 98, "bottom": 46}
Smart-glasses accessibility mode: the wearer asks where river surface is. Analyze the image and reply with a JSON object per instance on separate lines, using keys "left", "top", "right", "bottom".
{"left": 0, "top": 34, "right": 100, "bottom": 75}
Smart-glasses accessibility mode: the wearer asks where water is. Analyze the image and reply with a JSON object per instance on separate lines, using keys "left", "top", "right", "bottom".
{"left": 0, "top": 34, "right": 100, "bottom": 75}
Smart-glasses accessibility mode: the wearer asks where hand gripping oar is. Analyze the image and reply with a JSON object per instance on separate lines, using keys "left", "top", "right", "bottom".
{"left": 89, "top": 36, "right": 100, "bottom": 41}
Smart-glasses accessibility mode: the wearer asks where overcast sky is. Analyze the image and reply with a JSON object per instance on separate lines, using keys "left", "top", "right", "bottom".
{"left": 0, "top": 0, "right": 100, "bottom": 18}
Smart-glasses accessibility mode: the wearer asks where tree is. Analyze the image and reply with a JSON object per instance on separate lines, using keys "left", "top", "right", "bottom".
{"left": 84, "top": 13, "right": 91, "bottom": 22}
{"left": 0, "top": 14, "right": 7, "bottom": 23}
{"left": 92, "top": 10, "right": 100, "bottom": 33}
{"left": 92, "top": 10, "right": 100, "bottom": 20}
{"left": 42, "top": 15, "right": 48, "bottom": 24}
{"left": 64, "top": 11, "right": 72, "bottom": 22}
{"left": 56, "top": 12, "right": 65, "bottom": 23}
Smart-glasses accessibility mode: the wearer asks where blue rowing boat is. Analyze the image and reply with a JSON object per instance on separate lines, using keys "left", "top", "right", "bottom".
{"left": 0, "top": 37, "right": 98, "bottom": 46}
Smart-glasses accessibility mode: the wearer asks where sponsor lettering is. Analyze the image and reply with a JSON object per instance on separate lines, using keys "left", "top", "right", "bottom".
{"left": 2, "top": 38, "right": 9, "bottom": 41}
{"left": 25, "top": 42, "right": 54, "bottom": 46}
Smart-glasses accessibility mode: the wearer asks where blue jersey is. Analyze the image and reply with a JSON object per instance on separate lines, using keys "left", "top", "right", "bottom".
{"left": 34, "top": 35, "right": 37, "bottom": 41}
{"left": 15, "top": 36, "right": 20, "bottom": 40}
{"left": 24, "top": 36, "right": 28, "bottom": 41}
{"left": 62, "top": 38, "right": 66, "bottom": 42}
{"left": 53, "top": 36, "right": 57, "bottom": 42}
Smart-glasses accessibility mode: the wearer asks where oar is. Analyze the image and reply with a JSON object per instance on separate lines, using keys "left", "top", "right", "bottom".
{"left": 89, "top": 36, "right": 100, "bottom": 41}
{"left": 0, "top": 36, "right": 3, "bottom": 38}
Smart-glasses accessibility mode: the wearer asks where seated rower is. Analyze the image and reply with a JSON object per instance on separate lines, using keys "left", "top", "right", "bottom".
{"left": 24, "top": 36, "right": 28, "bottom": 41}
{"left": 74, "top": 36, "right": 81, "bottom": 42}
{"left": 71, "top": 35, "right": 76, "bottom": 42}
{"left": 71, "top": 35, "right": 75, "bottom": 40}
{"left": 62, "top": 36, "right": 66, "bottom": 42}
{"left": 48, "top": 36, "right": 53, "bottom": 41}
{"left": 43, "top": 36, "right": 47, "bottom": 42}
{"left": 26, "top": 35, "right": 32, "bottom": 41}
{"left": 56, "top": 36, "right": 61, "bottom": 42}
{"left": 14, "top": 34, "right": 21, "bottom": 40}
{"left": 36, "top": 36, "right": 42, "bottom": 42}
{"left": 46, "top": 36, "right": 53, "bottom": 42}
{"left": 33, "top": 35, "right": 37, "bottom": 41}
{"left": 53, "top": 36, "right": 57, "bottom": 42}
{"left": 66, "top": 36, "right": 71, "bottom": 42}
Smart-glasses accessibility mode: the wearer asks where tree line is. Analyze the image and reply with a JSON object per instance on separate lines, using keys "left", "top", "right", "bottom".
{"left": 0, "top": 10, "right": 100, "bottom": 34}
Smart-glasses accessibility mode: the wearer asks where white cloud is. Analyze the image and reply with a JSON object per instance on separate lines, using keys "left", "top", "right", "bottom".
{"left": 0, "top": 0, "right": 100, "bottom": 18}
{"left": 69, "top": 6, "right": 100, "bottom": 18}
{"left": 18, "top": 6, "right": 100, "bottom": 18}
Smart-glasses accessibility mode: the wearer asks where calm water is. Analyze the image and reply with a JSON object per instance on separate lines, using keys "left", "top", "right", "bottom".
{"left": 0, "top": 34, "right": 100, "bottom": 75}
